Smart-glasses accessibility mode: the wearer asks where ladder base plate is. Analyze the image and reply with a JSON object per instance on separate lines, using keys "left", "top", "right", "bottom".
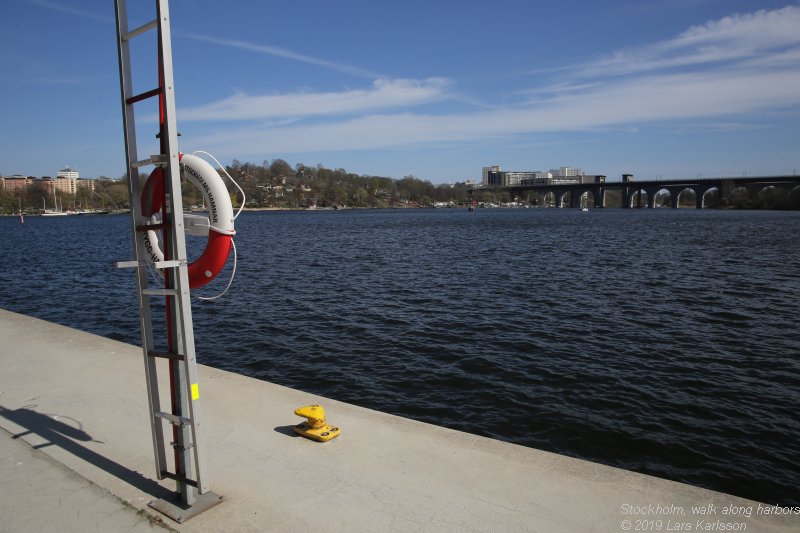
{"left": 149, "top": 491, "right": 224, "bottom": 523}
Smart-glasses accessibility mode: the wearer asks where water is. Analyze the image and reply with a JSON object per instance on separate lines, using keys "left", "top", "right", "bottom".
{"left": 1, "top": 208, "right": 798, "bottom": 505}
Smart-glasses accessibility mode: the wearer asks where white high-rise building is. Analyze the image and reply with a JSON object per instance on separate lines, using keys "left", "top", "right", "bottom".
{"left": 56, "top": 167, "right": 79, "bottom": 194}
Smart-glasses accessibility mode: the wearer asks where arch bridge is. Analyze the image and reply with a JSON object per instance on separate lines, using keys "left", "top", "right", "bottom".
{"left": 468, "top": 175, "right": 800, "bottom": 208}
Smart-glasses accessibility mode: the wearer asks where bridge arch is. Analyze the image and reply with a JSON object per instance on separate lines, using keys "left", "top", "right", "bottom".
{"left": 755, "top": 184, "right": 795, "bottom": 209}
{"left": 757, "top": 185, "right": 777, "bottom": 206}
{"left": 676, "top": 188, "right": 697, "bottom": 208}
{"left": 576, "top": 190, "right": 596, "bottom": 209}
{"left": 729, "top": 186, "right": 756, "bottom": 208}
{"left": 653, "top": 188, "right": 671, "bottom": 208}
{"left": 790, "top": 185, "right": 800, "bottom": 208}
{"left": 701, "top": 187, "right": 720, "bottom": 208}
{"left": 629, "top": 189, "right": 649, "bottom": 208}
{"left": 523, "top": 190, "right": 546, "bottom": 206}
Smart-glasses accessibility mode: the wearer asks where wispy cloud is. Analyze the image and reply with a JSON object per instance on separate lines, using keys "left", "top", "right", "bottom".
{"left": 179, "top": 78, "right": 451, "bottom": 121}
{"left": 189, "top": 67, "right": 800, "bottom": 155}
{"left": 175, "top": 6, "right": 800, "bottom": 160}
{"left": 574, "top": 6, "right": 800, "bottom": 78}
{"left": 177, "top": 34, "right": 384, "bottom": 79}
{"left": 24, "top": 0, "right": 384, "bottom": 80}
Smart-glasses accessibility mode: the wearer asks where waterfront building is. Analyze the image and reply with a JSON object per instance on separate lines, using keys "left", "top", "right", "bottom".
{"left": 30, "top": 177, "right": 56, "bottom": 196}
{"left": 484, "top": 165, "right": 594, "bottom": 187}
{"left": 485, "top": 168, "right": 530, "bottom": 187}
{"left": 56, "top": 167, "right": 79, "bottom": 194}
{"left": 57, "top": 168, "right": 79, "bottom": 180}
{"left": 550, "top": 167, "right": 584, "bottom": 178}
{"left": 482, "top": 166, "right": 501, "bottom": 186}
{"left": 77, "top": 178, "right": 95, "bottom": 192}
{"left": 2, "top": 175, "right": 30, "bottom": 193}
{"left": 4, "top": 172, "right": 126, "bottom": 197}
{"left": 501, "top": 171, "right": 541, "bottom": 186}
{"left": 549, "top": 167, "right": 587, "bottom": 185}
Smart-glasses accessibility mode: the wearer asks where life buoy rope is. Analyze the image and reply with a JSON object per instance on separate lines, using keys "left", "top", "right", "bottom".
{"left": 141, "top": 153, "right": 236, "bottom": 289}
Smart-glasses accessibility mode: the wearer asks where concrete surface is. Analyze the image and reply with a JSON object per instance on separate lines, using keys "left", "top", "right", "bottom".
{"left": 0, "top": 424, "right": 174, "bottom": 533}
{"left": 0, "top": 308, "right": 797, "bottom": 532}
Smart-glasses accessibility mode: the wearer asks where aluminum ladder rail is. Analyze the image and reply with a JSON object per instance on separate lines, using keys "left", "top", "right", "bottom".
{"left": 113, "top": 0, "right": 221, "bottom": 522}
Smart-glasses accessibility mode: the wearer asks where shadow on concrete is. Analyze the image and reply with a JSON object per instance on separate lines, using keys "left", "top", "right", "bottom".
{"left": 0, "top": 404, "right": 173, "bottom": 500}
{"left": 273, "top": 425, "right": 300, "bottom": 438}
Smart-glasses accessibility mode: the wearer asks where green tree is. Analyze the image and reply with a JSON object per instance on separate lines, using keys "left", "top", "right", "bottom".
{"left": 353, "top": 187, "right": 369, "bottom": 207}
{"left": 269, "top": 159, "right": 292, "bottom": 180}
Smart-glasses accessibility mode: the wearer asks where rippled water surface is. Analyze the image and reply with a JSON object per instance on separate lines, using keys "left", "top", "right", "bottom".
{"left": 1, "top": 208, "right": 798, "bottom": 505}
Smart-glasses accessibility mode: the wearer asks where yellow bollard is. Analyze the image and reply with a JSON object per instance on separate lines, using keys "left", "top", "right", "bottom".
{"left": 293, "top": 404, "right": 341, "bottom": 442}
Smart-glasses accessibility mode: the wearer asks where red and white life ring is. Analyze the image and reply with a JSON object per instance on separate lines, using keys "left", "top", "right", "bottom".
{"left": 140, "top": 153, "right": 235, "bottom": 289}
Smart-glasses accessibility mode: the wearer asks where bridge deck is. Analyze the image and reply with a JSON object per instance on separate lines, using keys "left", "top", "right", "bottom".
{"left": 469, "top": 174, "right": 800, "bottom": 193}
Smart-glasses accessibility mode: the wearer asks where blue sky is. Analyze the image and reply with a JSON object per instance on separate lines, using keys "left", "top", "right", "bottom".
{"left": 1, "top": 0, "right": 799, "bottom": 183}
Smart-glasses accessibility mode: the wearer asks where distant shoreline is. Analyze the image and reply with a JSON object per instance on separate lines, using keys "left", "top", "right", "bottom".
{"left": 0, "top": 205, "right": 441, "bottom": 216}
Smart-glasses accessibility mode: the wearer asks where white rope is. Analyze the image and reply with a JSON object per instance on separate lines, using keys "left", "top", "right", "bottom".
{"left": 191, "top": 150, "right": 246, "bottom": 219}
{"left": 197, "top": 239, "right": 238, "bottom": 302}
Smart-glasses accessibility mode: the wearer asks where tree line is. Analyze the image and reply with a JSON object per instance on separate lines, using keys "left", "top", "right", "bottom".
{"left": 205, "top": 159, "right": 471, "bottom": 209}
{"left": 0, "top": 160, "right": 472, "bottom": 214}
{"left": 5, "top": 160, "right": 797, "bottom": 213}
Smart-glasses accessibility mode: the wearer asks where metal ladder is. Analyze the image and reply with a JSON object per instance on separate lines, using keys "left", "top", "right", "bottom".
{"left": 113, "top": 0, "right": 221, "bottom": 522}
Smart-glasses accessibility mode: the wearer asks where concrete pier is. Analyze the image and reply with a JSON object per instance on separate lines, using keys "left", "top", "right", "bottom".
{"left": 0, "top": 308, "right": 797, "bottom": 532}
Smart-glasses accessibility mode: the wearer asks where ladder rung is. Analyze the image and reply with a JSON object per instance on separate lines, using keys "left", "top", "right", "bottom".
{"left": 126, "top": 87, "right": 162, "bottom": 105}
{"left": 160, "top": 470, "right": 198, "bottom": 488}
{"left": 123, "top": 19, "right": 157, "bottom": 41}
{"left": 142, "top": 288, "right": 180, "bottom": 297}
{"left": 154, "top": 260, "right": 182, "bottom": 270}
{"left": 115, "top": 260, "right": 142, "bottom": 269}
{"left": 147, "top": 350, "right": 185, "bottom": 361}
{"left": 114, "top": 259, "right": 181, "bottom": 269}
{"left": 131, "top": 154, "right": 168, "bottom": 168}
{"left": 155, "top": 411, "right": 192, "bottom": 427}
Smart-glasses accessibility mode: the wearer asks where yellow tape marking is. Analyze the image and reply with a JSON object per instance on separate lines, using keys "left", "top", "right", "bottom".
{"left": 191, "top": 383, "right": 200, "bottom": 401}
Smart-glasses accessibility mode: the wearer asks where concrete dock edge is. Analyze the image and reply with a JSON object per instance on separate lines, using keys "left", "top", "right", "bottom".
{"left": 1, "top": 308, "right": 797, "bottom": 532}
